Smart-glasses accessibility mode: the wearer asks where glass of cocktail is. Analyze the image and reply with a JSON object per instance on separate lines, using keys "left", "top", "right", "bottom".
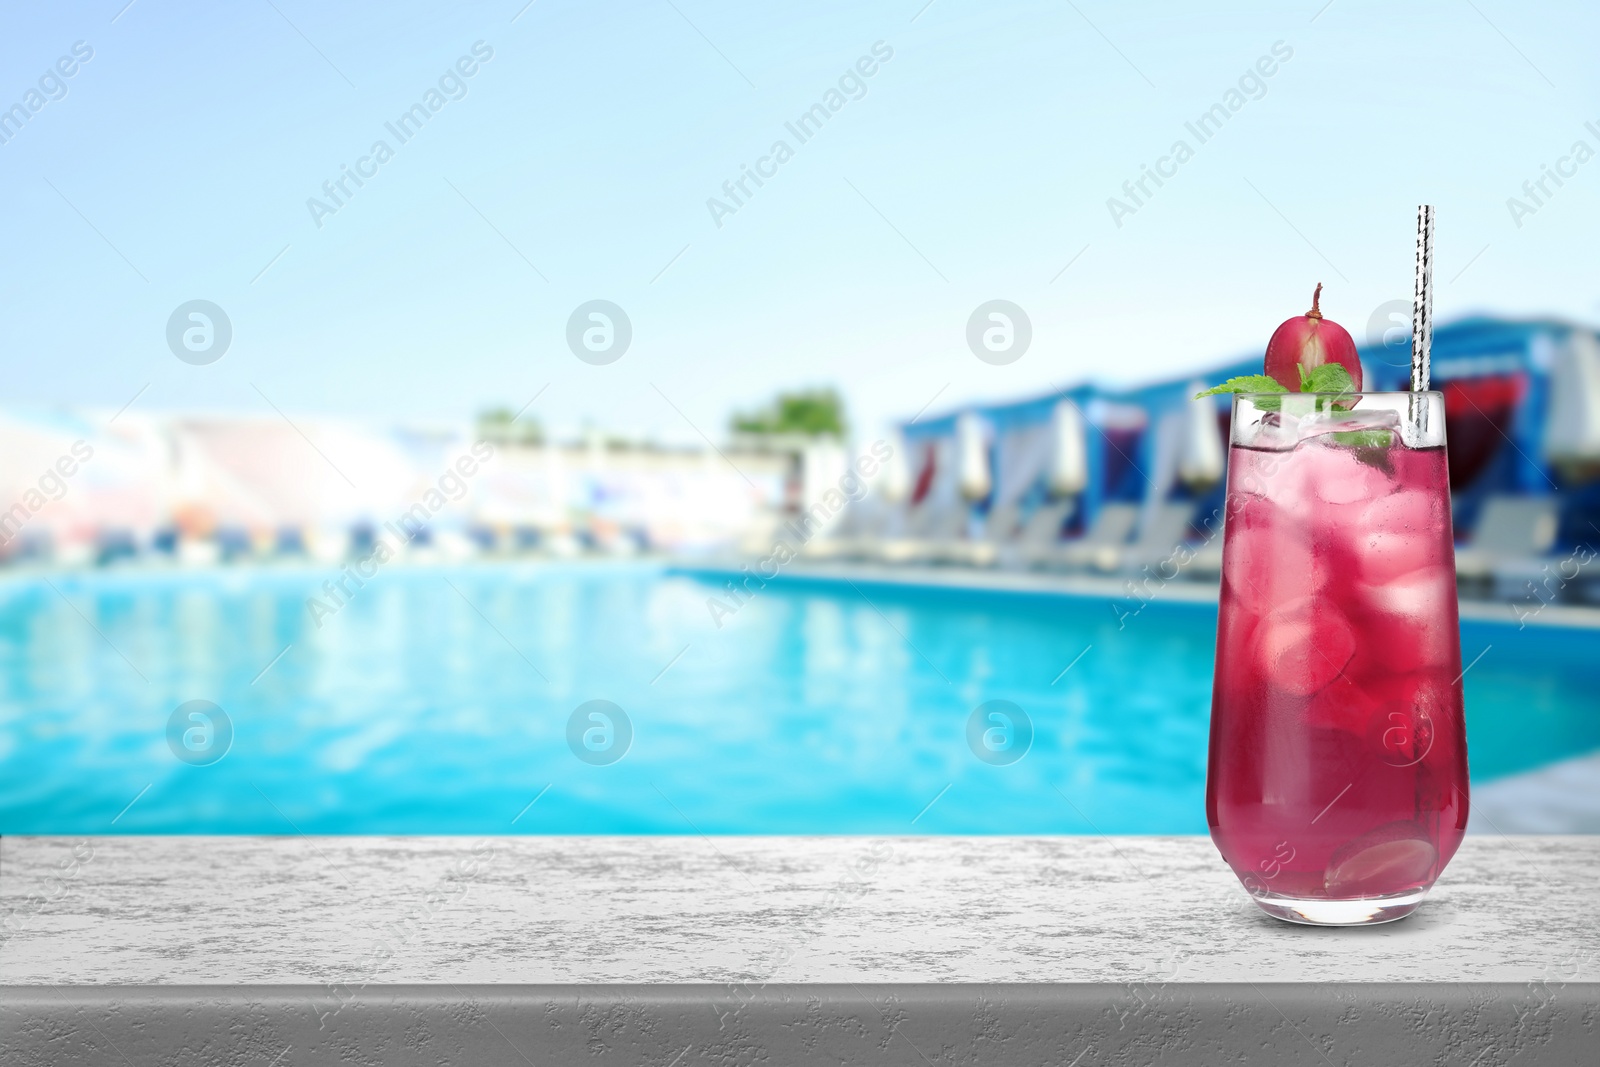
{"left": 1206, "top": 390, "right": 1469, "bottom": 925}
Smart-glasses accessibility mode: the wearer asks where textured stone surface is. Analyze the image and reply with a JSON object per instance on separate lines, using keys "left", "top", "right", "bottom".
{"left": 3, "top": 836, "right": 1597, "bottom": 1065}
{"left": 3, "top": 835, "right": 1598, "bottom": 985}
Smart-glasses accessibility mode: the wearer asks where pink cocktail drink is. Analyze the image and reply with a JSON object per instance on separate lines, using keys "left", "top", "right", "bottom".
{"left": 1207, "top": 392, "right": 1469, "bottom": 925}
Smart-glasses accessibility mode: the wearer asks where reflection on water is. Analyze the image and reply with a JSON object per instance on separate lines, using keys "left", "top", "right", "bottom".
{"left": 0, "top": 562, "right": 1592, "bottom": 833}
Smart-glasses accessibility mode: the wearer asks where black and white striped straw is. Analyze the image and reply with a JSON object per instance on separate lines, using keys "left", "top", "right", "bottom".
{"left": 1410, "top": 204, "right": 1435, "bottom": 392}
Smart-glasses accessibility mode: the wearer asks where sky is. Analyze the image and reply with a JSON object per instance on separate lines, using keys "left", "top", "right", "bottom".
{"left": 2, "top": 0, "right": 1598, "bottom": 444}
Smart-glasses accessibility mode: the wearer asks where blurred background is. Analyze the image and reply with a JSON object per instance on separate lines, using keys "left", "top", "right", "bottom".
{"left": 1, "top": 0, "right": 1597, "bottom": 835}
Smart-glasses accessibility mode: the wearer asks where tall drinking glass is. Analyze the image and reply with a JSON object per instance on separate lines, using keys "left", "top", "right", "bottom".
{"left": 1207, "top": 392, "right": 1469, "bottom": 926}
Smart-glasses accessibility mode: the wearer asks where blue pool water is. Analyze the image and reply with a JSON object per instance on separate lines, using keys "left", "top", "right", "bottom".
{"left": 0, "top": 562, "right": 1594, "bottom": 834}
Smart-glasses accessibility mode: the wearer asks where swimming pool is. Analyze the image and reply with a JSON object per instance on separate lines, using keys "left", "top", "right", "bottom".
{"left": 0, "top": 562, "right": 1594, "bottom": 834}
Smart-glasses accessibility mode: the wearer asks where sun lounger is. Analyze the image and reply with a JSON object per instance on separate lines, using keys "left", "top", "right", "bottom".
{"left": 1041, "top": 502, "right": 1140, "bottom": 571}
{"left": 1101, "top": 501, "right": 1199, "bottom": 575}
{"left": 874, "top": 496, "right": 968, "bottom": 563}
{"left": 998, "top": 499, "right": 1075, "bottom": 569}
{"left": 801, "top": 499, "right": 890, "bottom": 560}
{"left": 1454, "top": 495, "right": 1560, "bottom": 592}
{"left": 913, "top": 501, "right": 1004, "bottom": 567}
{"left": 1179, "top": 510, "right": 1226, "bottom": 580}
{"left": 921, "top": 498, "right": 1057, "bottom": 567}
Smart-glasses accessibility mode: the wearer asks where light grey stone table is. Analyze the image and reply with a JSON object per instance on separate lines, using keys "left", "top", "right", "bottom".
{"left": 3, "top": 835, "right": 1597, "bottom": 1065}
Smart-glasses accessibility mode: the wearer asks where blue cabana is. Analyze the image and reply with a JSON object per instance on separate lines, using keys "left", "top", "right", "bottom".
{"left": 1360, "top": 317, "right": 1600, "bottom": 545}
{"left": 899, "top": 316, "right": 1600, "bottom": 551}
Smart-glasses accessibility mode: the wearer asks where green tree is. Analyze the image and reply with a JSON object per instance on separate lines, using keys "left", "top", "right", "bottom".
{"left": 476, "top": 407, "right": 543, "bottom": 446}
{"left": 731, "top": 388, "right": 846, "bottom": 438}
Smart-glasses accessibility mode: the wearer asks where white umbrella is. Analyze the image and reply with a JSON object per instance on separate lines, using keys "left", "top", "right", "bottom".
{"left": 1544, "top": 330, "right": 1600, "bottom": 471}
{"left": 877, "top": 434, "right": 909, "bottom": 503}
{"left": 992, "top": 423, "right": 1053, "bottom": 512}
{"left": 1178, "top": 383, "right": 1226, "bottom": 489}
{"left": 1048, "top": 400, "right": 1088, "bottom": 497}
{"left": 957, "top": 413, "right": 991, "bottom": 502}
{"left": 802, "top": 440, "right": 847, "bottom": 509}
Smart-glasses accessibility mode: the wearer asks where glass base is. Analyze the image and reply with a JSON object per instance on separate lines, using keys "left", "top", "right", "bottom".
{"left": 1251, "top": 888, "right": 1428, "bottom": 926}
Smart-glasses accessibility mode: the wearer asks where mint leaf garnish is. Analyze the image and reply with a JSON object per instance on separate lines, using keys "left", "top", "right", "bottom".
{"left": 1331, "top": 430, "right": 1393, "bottom": 448}
{"left": 1301, "top": 363, "right": 1357, "bottom": 397}
{"left": 1193, "top": 375, "right": 1287, "bottom": 400}
{"left": 1333, "top": 428, "right": 1395, "bottom": 472}
{"left": 1196, "top": 366, "right": 1357, "bottom": 401}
